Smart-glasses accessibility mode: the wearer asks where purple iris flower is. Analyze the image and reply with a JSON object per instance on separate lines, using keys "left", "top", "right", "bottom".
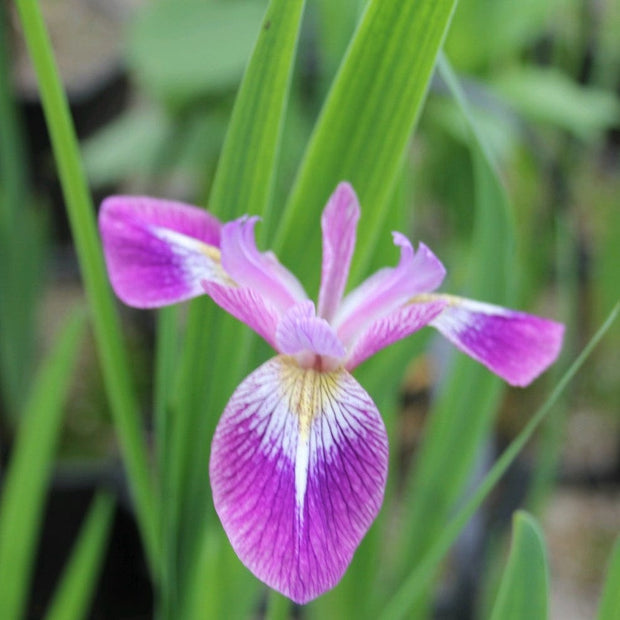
{"left": 99, "top": 182, "right": 563, "bottom": 603}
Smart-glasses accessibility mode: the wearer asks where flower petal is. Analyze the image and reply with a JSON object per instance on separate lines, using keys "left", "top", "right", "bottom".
{"left": 430, "top": 296, "right": 565, "bottom": 386}
{"left": 101, "top": 195, "right": 221, "bottom": 245}
{"left": 99, "top": 196, "right": 224, "bottom": 307}
{"left": 202, "top": 281, "right": 281, "bottom": 349}
{"left": 210, "top": 356, "right": 388, "bottom": 604}
{"left": 317, "top": 183, "right": 360, "bottom": 322}
{"left": 221, "top": 217, "right": 307, "bottom": 313}
{"left": 276, "top": 301, "right": 346, "bottom": 362}
{"left": 334, "top": 236, "right": 446, "bottom": 346}
{"left": 345, "top": 299, "right": 448, "bottom": 370}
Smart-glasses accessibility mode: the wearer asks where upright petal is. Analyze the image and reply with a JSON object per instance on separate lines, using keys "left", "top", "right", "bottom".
{"left": 430, "top": 296, "right": 565, "bottom": 386}
{"left": 334, "top": 236, "right": 446, "bottom": 347}
{"left": 221, "top": 217, "right": 307, "bottom": 313}
{"left": 317, "top": 183, "right": 360, "bottom": 322}
{"left": 99, "top": 196, "right": 224, "bottom": 307}
{"left": 210, "top": 356, "right": 388, "bottom": 604}
{"left": 345, "top": 298, "right": 448, "bottom": 370}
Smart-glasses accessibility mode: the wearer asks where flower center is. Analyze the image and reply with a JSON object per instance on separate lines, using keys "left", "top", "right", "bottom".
{"left": 290, "top": 351, "right": 342, "bottom": 373}
{"left": 277, "top": 356, "right": 343, "bottom": 433}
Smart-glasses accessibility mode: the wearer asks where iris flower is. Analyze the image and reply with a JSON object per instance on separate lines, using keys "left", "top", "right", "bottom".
{"left": 99, "top": 182, "right": 563, "bottom": 604}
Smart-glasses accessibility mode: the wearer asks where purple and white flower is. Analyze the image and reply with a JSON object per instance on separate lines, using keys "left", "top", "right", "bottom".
{"left": 99, "top": 182, "right": 564, "bottom": 604}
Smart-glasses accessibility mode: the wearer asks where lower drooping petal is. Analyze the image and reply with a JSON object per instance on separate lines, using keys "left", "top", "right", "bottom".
{"left": 99, "top": 196, "right": 224, "bottom": 307}
{"left": 430, "top": 296, "right": 565, "bottom": 386}
{"left": 210, "top": 356, "right": 388, "bottom": 604}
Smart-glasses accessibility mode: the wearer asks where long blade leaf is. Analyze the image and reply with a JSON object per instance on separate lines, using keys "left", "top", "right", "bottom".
{"left": 489, "top": 511, "right": 549, "bottom": 620}
{"left": 14, "top": 0, "right": 159, "bottom": 573}
{"left": 597, "top": 535, "right": 620, "bottom": 620}
{"left": 0, "top": 309, "right": 86, "bottom": 620}
{"left": 45, "top": 492, "right": 115, "bottom": 620}
{"left": 275, "top": 0, "right": 458, "bottom": 290}
{"left": 0, "top": 3, "right": 43, "bottom": 420}
{"left": 208, "top": 0, "right": 306, "bottom": 223}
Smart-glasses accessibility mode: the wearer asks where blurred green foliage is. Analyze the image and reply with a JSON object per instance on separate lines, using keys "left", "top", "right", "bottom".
{"left": 129, "top": 0, "right": 265, "bottom": 107}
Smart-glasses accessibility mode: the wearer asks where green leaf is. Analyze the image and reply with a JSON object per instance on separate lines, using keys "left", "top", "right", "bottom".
{"left": 394, "top": 55, "right": 515, "bottom": 616}
{"left": 275, "top": 0, "right": 457, "bottom": 291}
{"left": 0, "top": 309, "right": 86, "bottom": 620}
{"left": 265, "top": 591, "right": 291, "bottom": 620}
{"left": 154, "top": 305, "right": 182, "bottom": 618}
{"left": 208, "top": 0, "right": 306, "bottom": 223}
{"left": 14, "top": 0, "right": 159, "bottom": 574}
{"left": 314, "top": 0, "right": 362, "bottom": 92}
{"left": 128, "top": 0, "right": 265, "bottom": 107}
{"left": 490, "top": 511, "right": 549, "bottom": 620}
{"left": 427, "top": 93, "right": 521, "bottom": 165}
{"left": 0, "top": 4, "right": 44, "bottom": 419}
{"left": 0, "top": 204, "right": 47, "bottom": 421}
{"left": 45, "top": 492, "right": 115, "bottom": 620}
{"left": 0, "top": 3, "right": 27, "bottom": 218}
{"left": 597, "top": 535, "right": 620, "bottom": 620}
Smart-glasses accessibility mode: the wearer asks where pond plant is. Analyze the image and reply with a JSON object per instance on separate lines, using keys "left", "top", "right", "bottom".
{"left": 99, "top": 183, "right": 563, "bottom": 602}
{"left": 1, "top": 0, "right": 619, "bottom": 618}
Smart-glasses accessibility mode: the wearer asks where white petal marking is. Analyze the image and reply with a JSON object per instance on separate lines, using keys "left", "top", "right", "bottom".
{"left": 149, "top": 225, "right": 232, "bottom": 284}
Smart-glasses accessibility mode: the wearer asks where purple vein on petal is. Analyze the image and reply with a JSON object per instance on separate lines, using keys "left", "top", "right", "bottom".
{"left": 210, "top": 356, "right": 388, "bottom": 604}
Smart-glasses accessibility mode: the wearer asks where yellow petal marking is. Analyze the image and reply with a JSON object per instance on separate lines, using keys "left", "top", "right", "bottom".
{"left": 276, "top": 356, "right": 343, "bottom": 523}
